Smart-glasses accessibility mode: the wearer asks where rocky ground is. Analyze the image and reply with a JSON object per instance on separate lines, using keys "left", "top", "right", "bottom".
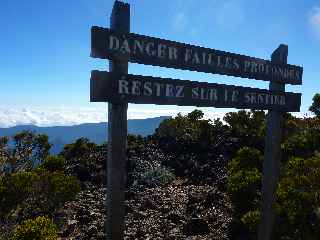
{"left": 56, "top": 179, "right": 232, "bottom": 240}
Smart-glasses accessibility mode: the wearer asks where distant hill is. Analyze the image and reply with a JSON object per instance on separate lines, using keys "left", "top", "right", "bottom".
{"left": 0, "top": 116, "right": 170, "bottom": 154}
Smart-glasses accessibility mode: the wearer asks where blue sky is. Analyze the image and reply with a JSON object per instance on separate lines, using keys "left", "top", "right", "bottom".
{"left": 0, "top": 0, "right": 319, "bottom": 126}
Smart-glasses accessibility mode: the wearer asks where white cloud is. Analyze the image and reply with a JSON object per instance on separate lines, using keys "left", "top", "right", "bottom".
{"left": 171, "top": 0, "right": 198, "bottom": 32}
{"left": 127, "top": 107, "right": 227, "bottom": 122}
{"left": 0, "top": 106, "right": 228, "bottom": 128}
{"left": 0, "top": 106, "right": 107, "bottom": 128}
{"left": 309, "top": 6, "right": 320, "bottom": 39}
{"left": 0, "top": 106, "right": 308, "bottom": 128}
{"left": 173, "top": 12, "right": 187, "bottom": 30}
{"left": 216, "top": 1, "right": 245, "bottom": 30}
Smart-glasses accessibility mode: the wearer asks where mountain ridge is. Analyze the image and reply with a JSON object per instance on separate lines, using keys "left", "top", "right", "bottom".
{"left": 0, "top": 116, "right": 170, "bottom": 153}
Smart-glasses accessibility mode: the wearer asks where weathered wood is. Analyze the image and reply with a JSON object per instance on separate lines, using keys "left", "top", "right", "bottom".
{"left": 91, "top": 71, "right": 301, "bottom": 112}
{"left": 91, "top": 27, "right": 303, "bottom": 85}
{"left": 258, "top": 44, "right": 287, "bottom": 240}
{"left": 106, "top": 1, "right": 129, "bottom": 240}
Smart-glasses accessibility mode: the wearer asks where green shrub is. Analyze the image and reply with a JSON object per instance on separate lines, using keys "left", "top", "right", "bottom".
{"left": 12, "top": 216, "right": 58, "bottom": 240}
{"left": 241, "top": 210, "right": 260, "bottom": 234}
{"left": 275, "top": 156, "right": 320, "bottom": 238}
{"left": 154, "top": 110, "right": 228, "bottom": 155}
{"left": 46, "top": 171, "right": 81, "bottom": 206}
{"left": 227, "top": 147, "right": 263, "bottom": 215}
{"left": 0, "top": 169, "right": 80, "bottom": 219}
{"left": 11, "top": 131, "right": 51, "bottom": 172}
{"left": 0, "top": 132, "right": 51, "bottom": 174}
{"left": 223, "top": 110, "right": 266, "bottom": 151}
{"left": 227, "top": 147, "right": 263, "bottom": 235}
{"left": 61, "top": 137, "right": 97, "bottom": 160}
{"left": 227, "top": 168, "right": 261, "bottom": 218}
{"left": 0, "top": 171, "right": 39, "bottom": 216}
{"left": 227, "top": 144, "right": 320, "bottom": 238}
{"left": 0, "top": 136, "right": 9, "bottom": 176}
{"left": 22, "top": 170, "right": 81, "bottom": 217}
{"left": 282, "top": 129, "right": 320, "bottom": 160}
{"left": 60, "top": 138, "right": 100, "bottom": 183}
{"left": 309, "top": 93, "right": 320, "bottom": 118}
{"left": 153, "top": 110, "right": 229, "bottom": 183}
{"left": 39, "top": 155, "right": 66, "bottom": 172}
{"left": 127, "top": 134, "right": 145, "bottom": 157}
{"left": 227, "top": 147, "right": 263, "bottom": 174}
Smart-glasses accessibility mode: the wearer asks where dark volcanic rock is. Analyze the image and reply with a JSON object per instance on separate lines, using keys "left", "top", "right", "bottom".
{"left": 55, "top": 141, "right": 233, "bottom": 239}
{"left": 167, "top": 211, "right": 184, "bottom": 224}
{"left": 183, "top": 217, "right": 209, "bottom": 235}
{"left": 56, "top": 181, "right": 232, "bottom": 240}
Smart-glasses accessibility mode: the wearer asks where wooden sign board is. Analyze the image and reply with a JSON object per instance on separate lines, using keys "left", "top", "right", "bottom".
{"left": 91, "top": 70, "right": 301, "bottom": 112}
{"left": 91, "top": 27, "right": 303, "bottom": 85}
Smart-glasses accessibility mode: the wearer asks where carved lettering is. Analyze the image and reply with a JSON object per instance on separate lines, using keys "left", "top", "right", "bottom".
{"left": 133, "top": 40, "right": 144, "bottom": 54}
{"left": 200, "top": 88, "right": 208, "bottom": 100}
{"left": 168, "top": 47, "right": 178, "bottom": 60}
{"left": 224, "top": 89, "right": 229, "bottom": 102}
{"left": 233, "top": 59, "right": 240, "bottom": 70}
{"left": 92, "top": 71, "right": 299, "bottom": 111}
{"left": 192, "top": 87, "right": 199, "bottom": 99}
{"left": 143, "top": 82, "right": 152, "bottom": 96}
{"left": 192, "top": 52, "right": 200, "bottom": 65}
{"left": 208, "top": 88, "right": 218, "bottom": 101}
{"left": 175, "top": 86, "right": 184, "bottom": 98}
{"left": 165, "top": 84, "right": 175, "bottom": 97}
{"left": 119, "top": 39, "right": 131, "bottom": 54}
{"left": 132, "top": 81, "right": 141, "bottom": 95}
{"left": 154, "top": 83, "right": 163, "bottom": 96}
{"left": 232, "top": 91, "right": 239, "bottom": 102}
{"left": 146, "top": 42, "right": 156, "bottom": 56}
{"left": 158, "top": 44, "right": 167, "bottom": 59}
{"left": 109, "top": 35, "right": 119, "bottom": 50}
{"left": 93, "top": 29, "right": 302, "bottom": 85}
{"left": 118, "top": 79, "right": 129, "bottom": 94}
{"left": 185, "top": 49, "right": 193, "bottom": 62}
{"left": 207, "top": 54, "right": 214, "bottom": 66}
{"left": 244, "top": 61, "right": 251, "bottom": 72}
{"left": 217, "top": 55, "right": 223, "bottom": 68}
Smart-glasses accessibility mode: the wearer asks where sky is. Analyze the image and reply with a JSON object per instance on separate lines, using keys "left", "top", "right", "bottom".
{"left": 0, "top": 0, "right": 319, "bottom": 127}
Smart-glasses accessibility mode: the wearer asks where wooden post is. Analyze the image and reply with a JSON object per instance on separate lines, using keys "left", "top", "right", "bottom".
{"left": 106, "top": 1, "right": 130, "bottom": 240}
{"left": 258, "top": 44, "right": 288, "bottom": 240}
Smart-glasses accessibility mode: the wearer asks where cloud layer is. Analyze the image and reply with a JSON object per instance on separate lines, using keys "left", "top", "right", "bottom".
{"left": 0, "top": 106, "right": 307, "bottom": 128}
{"left": 0, "top": 107, "right": 107, "bottom": 128}
{"left": 0, "top": 106, "right": 228, "bottom": 128}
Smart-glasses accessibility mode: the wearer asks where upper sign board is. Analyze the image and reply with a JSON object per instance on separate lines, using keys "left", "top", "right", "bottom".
{"left": 91, "top": 27, "right": 303, "bottom": 85}
{"left": 90, "top": 71, "right": 301, "bottom": 112}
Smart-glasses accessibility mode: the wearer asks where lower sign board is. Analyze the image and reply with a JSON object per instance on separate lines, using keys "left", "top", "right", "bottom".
{"left": 90, "top": 70, "right": 301, "bottom": 112}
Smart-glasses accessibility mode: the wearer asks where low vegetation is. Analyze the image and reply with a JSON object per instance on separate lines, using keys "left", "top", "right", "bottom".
{"left": 12, "top": 216, "right": 58, "bottom": 240}
{"left": 0, "top": 94, "right": 319, "bottom": 239}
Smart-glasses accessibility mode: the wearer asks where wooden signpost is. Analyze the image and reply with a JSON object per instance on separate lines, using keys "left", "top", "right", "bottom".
{"left": 258, "top": 44, "right": 288, "bottom": 240}
{"left": 106, "top": 2, "right": 129, "bottom": 240}
{"left": 90, "top": 1, "right": 303, "bottom": 240}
